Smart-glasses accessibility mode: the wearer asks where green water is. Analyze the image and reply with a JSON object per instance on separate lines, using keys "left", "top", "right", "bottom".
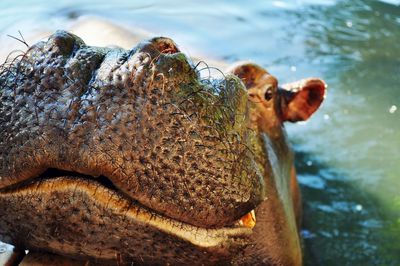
{"left": 285, "top": 2, "right": 400, "bottom": 264}
{"left": 0, "top": 0, "right": 399, "bottom": 265}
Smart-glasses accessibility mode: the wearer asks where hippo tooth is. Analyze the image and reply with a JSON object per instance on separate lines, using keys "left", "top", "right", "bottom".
{"left": 237, "top": 210, "right": 256, "bottom": 229}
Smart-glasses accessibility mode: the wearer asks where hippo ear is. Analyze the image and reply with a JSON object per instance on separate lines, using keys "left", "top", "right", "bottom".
{"left": 279, "top": 78, "right": 326, "bottom": 122}
{"left": 227, "top": 62, "right": 275, "bottom": 89}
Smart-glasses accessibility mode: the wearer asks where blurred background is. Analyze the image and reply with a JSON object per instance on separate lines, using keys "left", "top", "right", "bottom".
{"left": 0, "top": 0, "right": 399, "bottom": 265}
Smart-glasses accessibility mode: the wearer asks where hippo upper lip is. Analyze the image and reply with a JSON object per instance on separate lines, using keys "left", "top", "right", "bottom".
{"left": 1, "top": 167, "right": 258, "bottom": 230}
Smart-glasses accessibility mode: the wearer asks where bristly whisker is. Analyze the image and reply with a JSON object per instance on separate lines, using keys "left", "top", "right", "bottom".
{"left": 6, "top": 30, "right": 29, "bottom": 48}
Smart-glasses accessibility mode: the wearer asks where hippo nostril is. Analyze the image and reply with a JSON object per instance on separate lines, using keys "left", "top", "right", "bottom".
{"left": 132, "top": 37, "right": 181, "bottom": 59}
{"left": 150, "top": 37, "right": 180, "bottom": 55}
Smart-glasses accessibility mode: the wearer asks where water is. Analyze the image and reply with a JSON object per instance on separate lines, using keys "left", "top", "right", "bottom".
{"left": 0, "top": 0, "right": 399, "bottom": 265}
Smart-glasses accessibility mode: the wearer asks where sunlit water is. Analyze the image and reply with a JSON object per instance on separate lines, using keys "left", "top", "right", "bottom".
{"left": 0, "top": 0, "right": 399, "bottom": 265}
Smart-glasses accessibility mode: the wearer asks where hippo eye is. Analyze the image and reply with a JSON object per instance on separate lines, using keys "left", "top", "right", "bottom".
{"left": 264, "top": 87, "right": 273, "bottom": 101}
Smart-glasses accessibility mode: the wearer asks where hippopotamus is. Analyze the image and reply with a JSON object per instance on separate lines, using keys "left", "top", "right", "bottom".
{"left": 0, "top": 30, "right": 326, "bottom": 265}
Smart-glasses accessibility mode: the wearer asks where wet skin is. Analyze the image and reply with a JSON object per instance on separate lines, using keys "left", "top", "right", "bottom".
{"left": 0, "top": 31, "right": 325, "bottom": 265}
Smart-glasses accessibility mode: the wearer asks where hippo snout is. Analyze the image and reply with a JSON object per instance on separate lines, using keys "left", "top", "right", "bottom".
{"left": 0, "top": 31, "right": 266, "bottom": 229}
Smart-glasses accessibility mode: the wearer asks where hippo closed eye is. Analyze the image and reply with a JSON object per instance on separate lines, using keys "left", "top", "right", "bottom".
{"left": 0, "top": 31, "right": 325, "bottom": 265}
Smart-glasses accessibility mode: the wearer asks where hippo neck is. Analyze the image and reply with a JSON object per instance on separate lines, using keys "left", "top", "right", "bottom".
{"left": 261, "top": 128, "right": 297, "bottom": 227}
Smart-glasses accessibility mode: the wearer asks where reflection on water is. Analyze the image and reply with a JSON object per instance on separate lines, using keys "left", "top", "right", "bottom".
{"left": 285, "top": 1, "right": 400, "bottom": 264}
{"left": 0, "top": 0, "right": 399, "bottom": 265}
{"left": 286, "top": 1, "right": 400, "bottom": 264}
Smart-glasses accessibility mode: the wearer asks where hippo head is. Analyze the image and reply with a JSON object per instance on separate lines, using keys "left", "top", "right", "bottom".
{"left": 0, "top": 31, "right": 325, "bottom": 265}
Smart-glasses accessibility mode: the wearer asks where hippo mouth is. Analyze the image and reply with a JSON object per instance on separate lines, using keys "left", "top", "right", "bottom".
{"left": 0, "top": 167, "right": 256, "bottom": 249}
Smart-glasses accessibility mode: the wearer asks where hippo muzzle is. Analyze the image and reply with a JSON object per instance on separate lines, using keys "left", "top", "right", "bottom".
{"left": 0, "top": 31, "right": 326, "bottom": 265}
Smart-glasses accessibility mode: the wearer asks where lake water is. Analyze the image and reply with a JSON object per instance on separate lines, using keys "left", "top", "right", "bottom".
{"left": 0, "top": 0, "right": 399, "bottom": 265}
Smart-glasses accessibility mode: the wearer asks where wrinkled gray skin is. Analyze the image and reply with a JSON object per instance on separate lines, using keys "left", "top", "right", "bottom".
{"left": 0, "top": 31, "right": 305, "bottom": 265}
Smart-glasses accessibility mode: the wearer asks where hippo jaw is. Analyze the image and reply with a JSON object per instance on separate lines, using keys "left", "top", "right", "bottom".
{"left": 0, "top": 31, "right": 276, "bottom": 264}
